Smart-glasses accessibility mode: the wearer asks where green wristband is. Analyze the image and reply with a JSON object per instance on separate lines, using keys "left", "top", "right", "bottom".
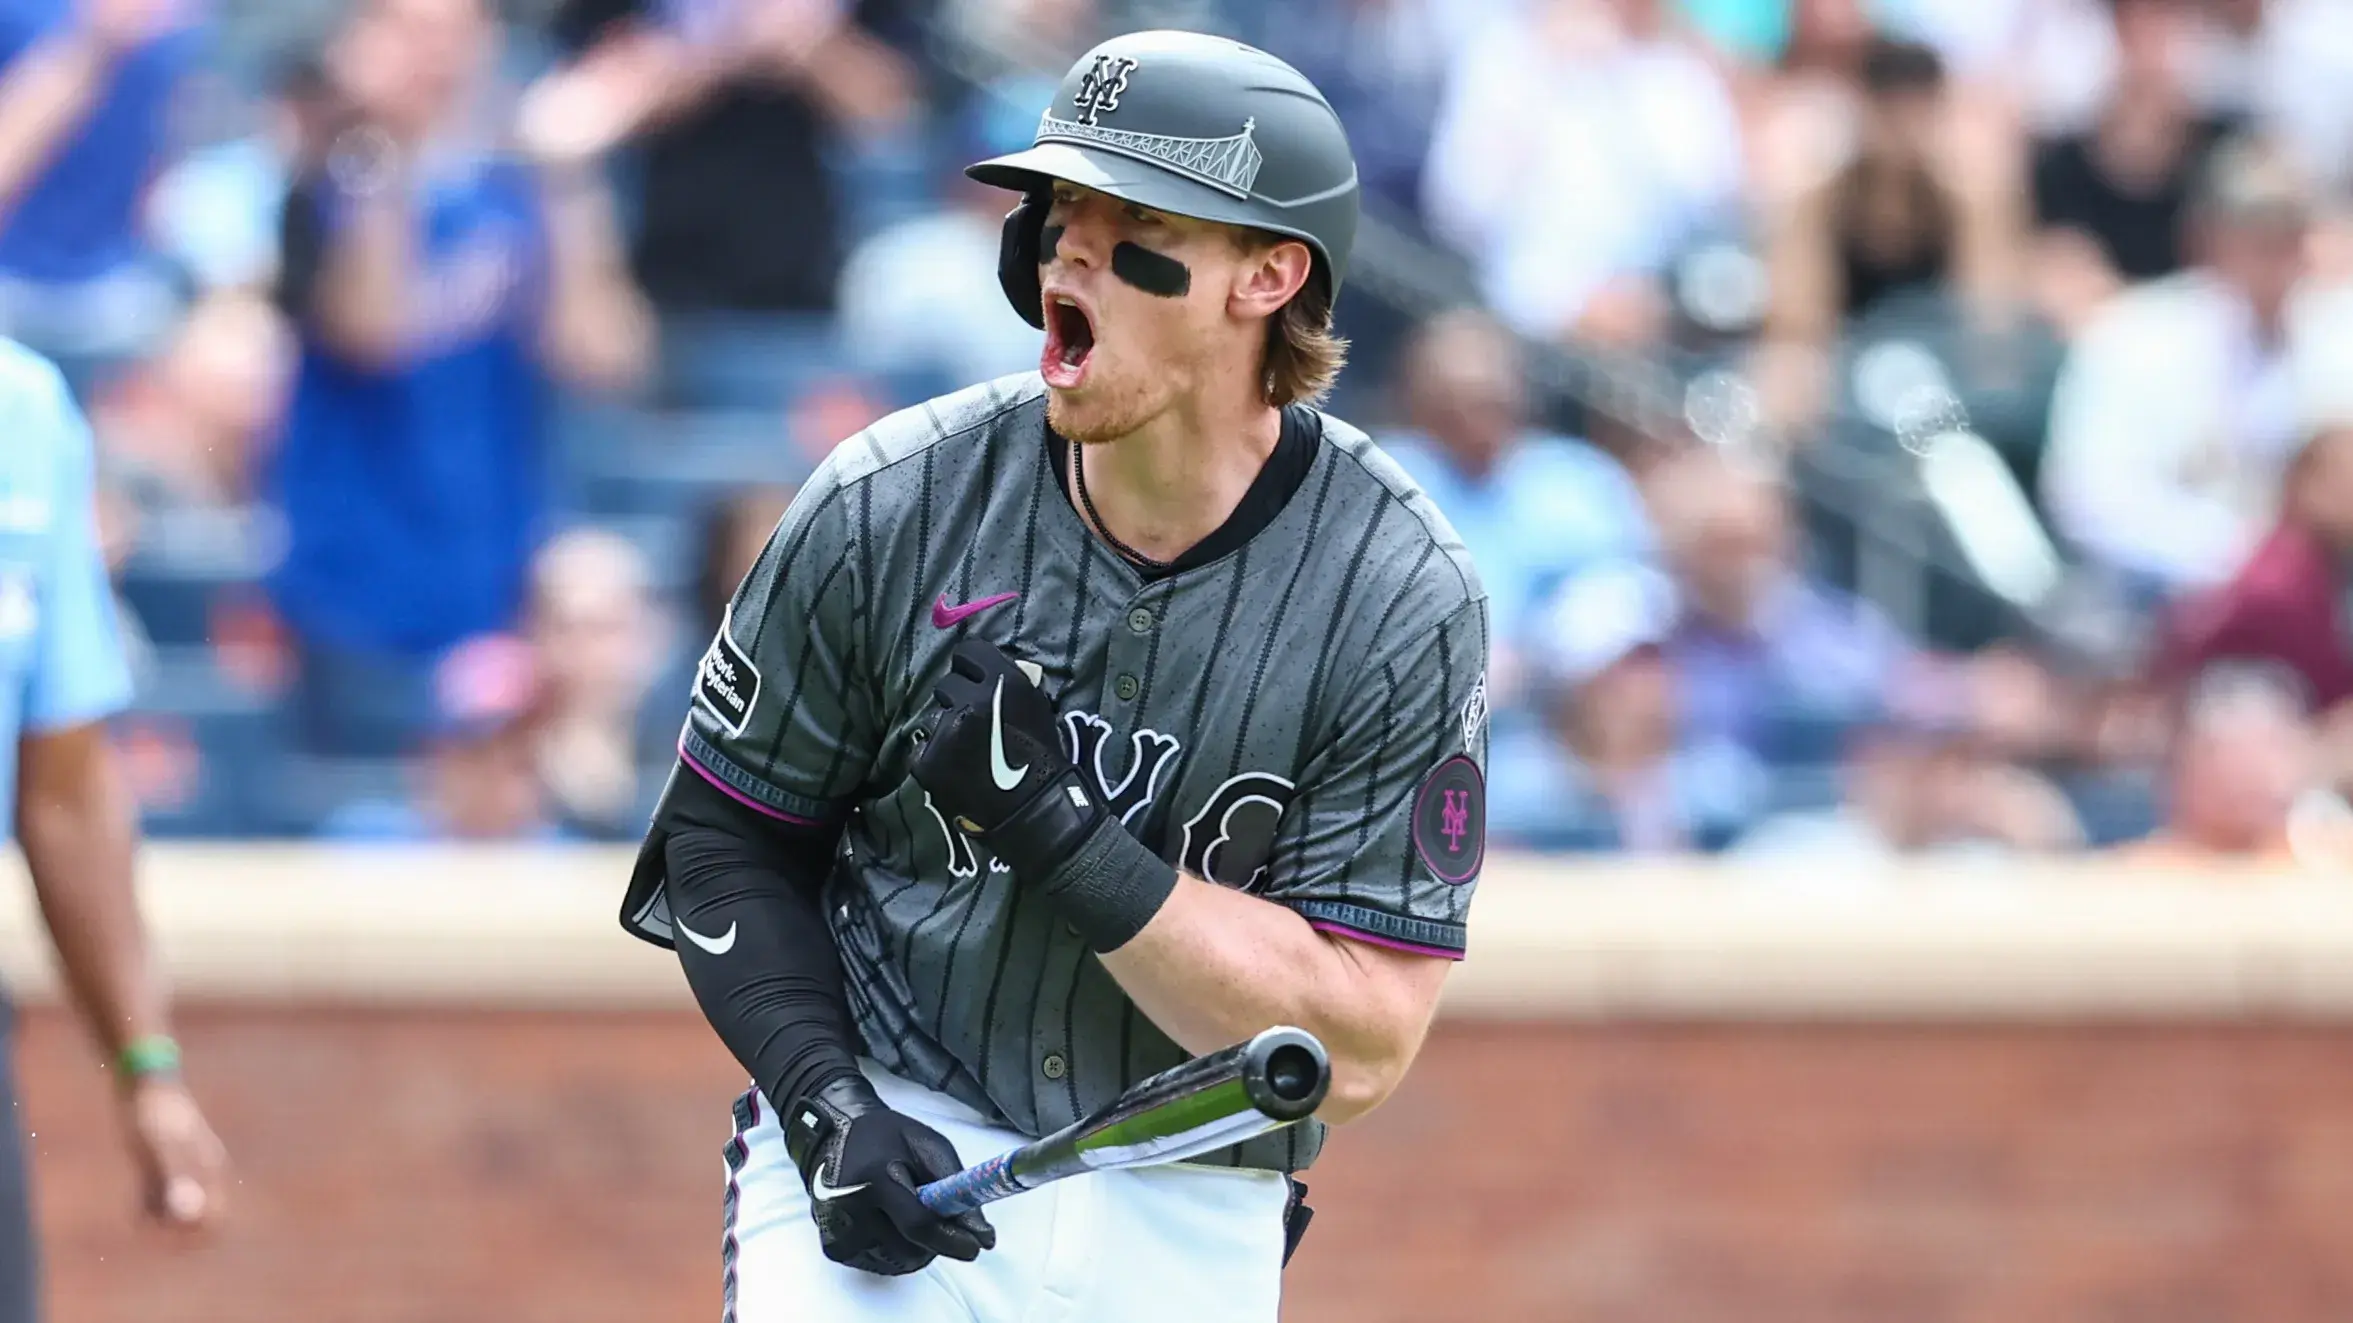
{"left": 118, "top": 1036, "right": 181, "bottom": 1080}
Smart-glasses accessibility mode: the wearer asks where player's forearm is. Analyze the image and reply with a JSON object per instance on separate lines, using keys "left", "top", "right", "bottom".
{"left": 0, "top": 27, "right": 123, "bottom": 223}
{"left": 534, "top": 163, "right": 652, "bottom": 393}
{"left": 14, "top": 725, "right": 173, "bottom": 1063}
{"left": 662, "top": 768, "right": 865, "bottom": 1111}
{"left": 309, "top": 163, "right": 419, "bottom": 369}
{"left": 1099, "top": 874, "right": 1442, "bottom": 1125}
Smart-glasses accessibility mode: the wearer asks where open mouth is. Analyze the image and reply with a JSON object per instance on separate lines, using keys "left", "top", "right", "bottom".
{"left": 1041, "top": 294, "right": 1095, "bottom": 389}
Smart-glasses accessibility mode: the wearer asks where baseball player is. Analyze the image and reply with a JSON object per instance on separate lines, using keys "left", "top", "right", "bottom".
{"left": 620, "top": 29, "right": 1490, "bottom": 1322}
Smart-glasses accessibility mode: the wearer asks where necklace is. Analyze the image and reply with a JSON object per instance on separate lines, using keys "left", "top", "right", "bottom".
{"left": 1071, "top": 441, "right": 1175, "bottom": 572}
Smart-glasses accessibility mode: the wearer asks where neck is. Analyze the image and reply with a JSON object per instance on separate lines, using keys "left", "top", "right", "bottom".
{"left": 1072, "top": 386, "right": 1283, "bottom": 565}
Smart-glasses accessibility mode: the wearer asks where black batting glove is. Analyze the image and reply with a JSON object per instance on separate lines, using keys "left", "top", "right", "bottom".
{"left": 909, "top": 639, "right": 1110, "bottom": 881}
{"left": 783, "top": 1077, "right": 997, "bottom": 1277}
{"left": 909, "top": 639, "right": 1181, "bottom": 952}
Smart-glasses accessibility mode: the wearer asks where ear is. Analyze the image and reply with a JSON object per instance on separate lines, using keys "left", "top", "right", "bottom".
{"left": 1228, "top": 238, "right": 1314, "bottom": 321}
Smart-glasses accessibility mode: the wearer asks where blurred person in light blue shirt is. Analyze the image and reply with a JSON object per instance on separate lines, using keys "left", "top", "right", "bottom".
{"left": 1375, "top": 308, "right": 1655, "bottom": 714}
{"left": 0, "top": 337, "right": 228, "bottom": 1317}
{"left": 1488, "top": 559, "right": 1768, "bottom": 854}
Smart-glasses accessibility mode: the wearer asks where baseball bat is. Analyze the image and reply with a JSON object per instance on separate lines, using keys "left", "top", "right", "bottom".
{"left": 914, "top": 1026, "right": 1330, "bottom": 1216}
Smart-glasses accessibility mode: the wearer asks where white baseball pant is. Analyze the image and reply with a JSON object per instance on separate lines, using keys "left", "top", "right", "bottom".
{"left": 722, "top": 1060, "right": 1292, "bottom": 1322}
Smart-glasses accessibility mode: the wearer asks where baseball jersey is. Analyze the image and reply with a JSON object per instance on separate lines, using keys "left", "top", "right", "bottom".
{"left": 0, "top": 339, "right": 136, "bottom": 836}
{"left": 635, "top": 373, "right": 1490, "bottom": 1174}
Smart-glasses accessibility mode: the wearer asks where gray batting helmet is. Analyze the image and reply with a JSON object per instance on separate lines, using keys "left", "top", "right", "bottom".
{"left": 967, "top": 29, "right": 1361, "bottom": 328}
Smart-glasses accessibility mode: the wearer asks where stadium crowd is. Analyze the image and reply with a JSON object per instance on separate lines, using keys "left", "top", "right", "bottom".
{"left": 6, "top": 0, "right": 2352, "bottom": 866}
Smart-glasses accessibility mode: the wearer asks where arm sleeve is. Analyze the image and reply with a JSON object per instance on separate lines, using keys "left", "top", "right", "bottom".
{"left": 1258, "top": 597, "right": 1491, "bottom": 959}
{"left": 676, "top": 461, "right": 880, "bottom": 827}
{"left": 22, "top": 362, "right": 132, "bottom": 732}
{"left": 662, "top": 761, "right": 865, "bottom": 1114}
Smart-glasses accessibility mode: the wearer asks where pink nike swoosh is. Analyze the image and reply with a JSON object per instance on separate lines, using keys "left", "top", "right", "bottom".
{"left": 932, "top": 591, "right": 1020, "bottom": 628}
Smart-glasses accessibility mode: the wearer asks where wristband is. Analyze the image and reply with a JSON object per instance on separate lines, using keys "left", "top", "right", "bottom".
{"left": 118, "top": 1035, "right": 181, "bottom": 1081}
{"left": 1037, "top": 820, "right": 1179, "bottom": 954}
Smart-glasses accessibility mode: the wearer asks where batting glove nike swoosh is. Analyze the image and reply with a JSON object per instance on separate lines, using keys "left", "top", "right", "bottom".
{"left": 909, "top": 639, "right": 1109, "bottom": 874}
{"left": 785, "top": 1077, "right": 996, "bottom": 1276}
{"left": 909, "top": 639, "right": 1180, "bottom": 953}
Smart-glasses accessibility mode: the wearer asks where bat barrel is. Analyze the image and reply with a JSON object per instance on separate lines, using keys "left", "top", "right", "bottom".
{"left": 1240, "top": 1026, "right": 1330, "bottom": 1123}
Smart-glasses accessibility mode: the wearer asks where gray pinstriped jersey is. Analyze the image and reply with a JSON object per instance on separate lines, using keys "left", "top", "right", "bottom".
{"left": 675, "top": 373, "right": 1489, "bottom": 1174}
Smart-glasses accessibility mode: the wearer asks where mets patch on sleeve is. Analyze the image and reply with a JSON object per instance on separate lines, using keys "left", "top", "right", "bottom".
{"left": 1412, "top": 754, "right": 1485, "bottom": 885}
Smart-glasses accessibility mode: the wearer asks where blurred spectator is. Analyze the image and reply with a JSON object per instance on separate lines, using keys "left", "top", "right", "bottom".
{"left": 0, "top": 0, "right": 209, "bottom": 391}
{"left": 836, "top": 88, "right": 1043, "bottom": 397}
{"left": 264, "top": 0, "right": 652, "bottom": 758}
{"left": 2150, "top": 380, "right": 2353, "bottom": 787}
{"left": 935, "top": 0, "right": 1101, "bottom": 75}
{"left": 2117, "top": 662, "right": 2320, "bottom": 864}
{"left": 1753, "top": 36, "right": 2026, "bottom": 431}
{"left": 142, "top": 47, "right": 343, "bottom": 296}
{"left": 321, "top": 631, "right": 569, "bottom": 841}
{"left": 1734, "top": 657, "right": 2086, "bottom": 862}
{"left": 2029, "top": 0, "right": 2241, "bottom": 334}
{"left": 93, "top": 287, "right": 291, "bottom": 531}
{"left": 522, "top": 526, "right": 664, "bottom": 839}
{"left": 1490, "top": 562, "right": 1767, "bottom": 853}
{"left": 1422, "top": 0, "right": 1745, "bottom": 349}
{"left": 1376, "top": 308, "right": 1655, "bottom": 710}
{"left": 1232, "top": 0, "right": 1462, "bottom": 219}
{"left": 2248, "top": 0, "right": 2353, "bottom": 200}
{"left": 540, "top": 0, "right": 921, "bottom": 407}
{"left": 1644, "top": 445, "right": 1911, "bottom": 765}
{"left": 640, "top": 481, "right": 798, "bottom": 754}
{"left": 2038, "top": 134, "right": 2322, "bottom": 598}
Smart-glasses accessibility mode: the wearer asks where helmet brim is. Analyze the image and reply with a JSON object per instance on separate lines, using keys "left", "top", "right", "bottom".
{"left": 968, "top": 142, "right": 1255, "bottom": 231}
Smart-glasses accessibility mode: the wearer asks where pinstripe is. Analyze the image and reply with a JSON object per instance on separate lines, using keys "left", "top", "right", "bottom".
{"left": 1060, "top": 943, "right": 1087, "bottom": 1116}
{"left": 1294, "top": 498, "right": 1387, "bottom": 769}
{"left": 1176, "top": 545, "right": 1248, "bottom": 750}
{"left": 757, "top": 541, "right": 852, "bottom": 781}
{"left": 901, "top": 446, "right": 935, "bottom": 695}
{"left": 1337, "top": 656, "right": 1401, "bottom": 900}
{"left": 1398, "top": 616, "right": 1459, "bottom": 895}
{"left": 1225, "top": 459, "right": 1336, "bottom": 780}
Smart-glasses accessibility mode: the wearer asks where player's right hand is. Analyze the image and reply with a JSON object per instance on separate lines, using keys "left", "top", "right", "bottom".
{"left": 784, "top": 1076, "right": 997, "bottom": 1276}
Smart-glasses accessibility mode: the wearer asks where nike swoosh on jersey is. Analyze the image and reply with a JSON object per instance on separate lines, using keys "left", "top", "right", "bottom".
{"left": 990, "top": 677, "right": 1029, "bottom": 790}
{"left": 678, "top": 919, "right": 737, "bottom": 955}
{"left": 933, "top": 591, "right": 1020, "bottom": 628}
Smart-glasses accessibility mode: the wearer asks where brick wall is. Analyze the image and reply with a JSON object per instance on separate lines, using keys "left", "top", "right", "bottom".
{"left": 17, "top": 1008, "right": 2353, "bottom": 1323}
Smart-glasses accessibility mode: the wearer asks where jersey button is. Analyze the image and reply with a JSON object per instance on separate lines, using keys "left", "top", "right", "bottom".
{"left": 1114, "top": 674, "right": 1140, "bottom": 701}
{"left": 1126, "top": 606, "right": 1154, "bottom": 634}
{"left": 1041, "top": 1053, "right": 1067, "bottom": 1081}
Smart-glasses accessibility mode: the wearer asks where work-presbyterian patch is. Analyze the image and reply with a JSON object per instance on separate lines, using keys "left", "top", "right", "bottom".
{"left": 692, "top": 605, "right": 762, "bottom": 737}
{"left": 1411, "top": 754, "right": 1485, "bottom": 885}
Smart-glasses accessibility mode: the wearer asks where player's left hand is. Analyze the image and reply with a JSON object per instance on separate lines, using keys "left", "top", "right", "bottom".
{"left": 122, "top": 1076, "right": 230, "bottom": 1231}
{"left": 909, "top": 639, "right": 1110, "bottom": 877}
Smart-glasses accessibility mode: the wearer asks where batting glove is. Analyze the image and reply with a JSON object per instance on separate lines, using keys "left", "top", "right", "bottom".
{"left": 783, "top": 1077, "right": 996, "bottom": 1276}
{"left": 910, "top": 639, "right": 1178, "bottom": 951}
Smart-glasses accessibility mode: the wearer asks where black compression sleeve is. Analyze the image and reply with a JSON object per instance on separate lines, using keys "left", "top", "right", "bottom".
{"left": 661, "top": 765, "right": 864, "bottom": 1115}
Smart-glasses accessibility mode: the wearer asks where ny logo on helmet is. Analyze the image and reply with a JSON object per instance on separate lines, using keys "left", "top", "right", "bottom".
{"left": 1073, "top": 55, "right": 1138, "bottom": 126}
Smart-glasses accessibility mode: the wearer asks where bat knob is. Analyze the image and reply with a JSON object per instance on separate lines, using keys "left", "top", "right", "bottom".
{"left": 1242, "top": 1027, "right": 1330, "bottom": 1122}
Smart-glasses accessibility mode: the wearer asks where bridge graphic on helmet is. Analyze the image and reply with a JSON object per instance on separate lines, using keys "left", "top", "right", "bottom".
{"left": 1034, "top": 114, "right": 1265, "bottom": 199}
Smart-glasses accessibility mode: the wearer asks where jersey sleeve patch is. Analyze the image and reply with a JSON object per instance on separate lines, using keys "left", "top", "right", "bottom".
{"left": 692, "top": 603, "right": 762, "bottom": 737}
{"left": 1411, "top": 754, "right": 1485, "bottom": 885}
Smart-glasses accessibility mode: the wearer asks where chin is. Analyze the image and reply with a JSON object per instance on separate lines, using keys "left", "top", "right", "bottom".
{"left": 1046, "top": 373, "right": 1154, "bottom": 444}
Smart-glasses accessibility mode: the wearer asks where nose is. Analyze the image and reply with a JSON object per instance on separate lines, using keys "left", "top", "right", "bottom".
{"left": 1044, "top": 196, "right": 1116, "bottom": 270}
